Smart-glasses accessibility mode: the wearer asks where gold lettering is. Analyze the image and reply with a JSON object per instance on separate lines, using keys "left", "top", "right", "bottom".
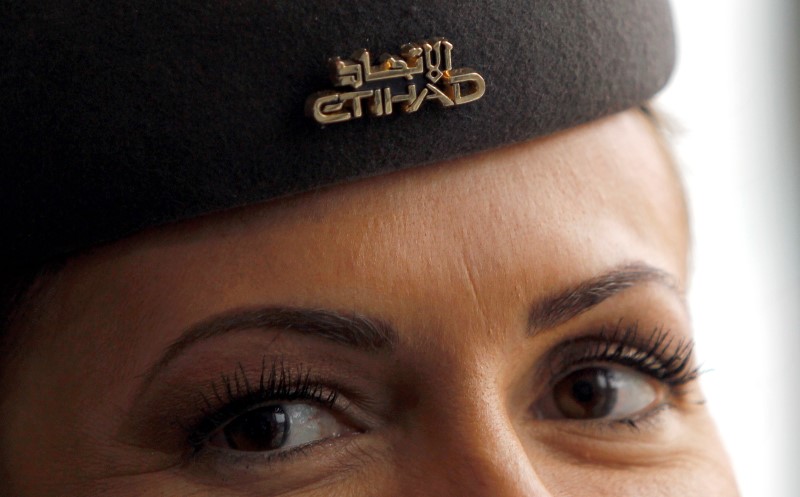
{"left": 371, "top": 89, "right": 384, "bottom": 117}
{"left": 339, "top": 90, "right": 374, "bottom": 118}
{"left": 330, "top": 58, "right": 364, "bottom": 89}
{"left": 383, "top": 87, "right": 393, "bottom": 115}
{"left": 391, "top": 84, "right": 418, "bottom": 113}
{"left": 306, "top": 92, "right": 351, "bottom": 124}
{"left": 307, "top": 39, "right": 485, "bottom": 124}
{"left": 445, "top": 69, "right": 486, "bottom": 105}
{"left": 407, "top": 86, "right": 428, "bottom": 113}
{"left": 400, "top": 43, "right": 424, "bottom": 80}
{"left": 425, "top": 83, "right": 454, "bottom": 107}
{"left": 422, "top": 39, "right": 453, "bottom": 84}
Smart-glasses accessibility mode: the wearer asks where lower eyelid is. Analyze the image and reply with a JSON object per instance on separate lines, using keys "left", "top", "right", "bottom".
{"left": 612, "top": 402, "right": 675, "bottom": 430}
{"left": 530, "top": 401, "right": 684, "bottom": 452}
{"left": 198, "top": 438, "right": 316, "bottom": 465}
{"left": 184, "top": 429, "right": 366, "bottom": 487}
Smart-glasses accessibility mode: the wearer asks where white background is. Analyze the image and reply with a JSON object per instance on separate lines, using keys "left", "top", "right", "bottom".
{"left": 658, "top": 1, "right": 799, "bottom": 496}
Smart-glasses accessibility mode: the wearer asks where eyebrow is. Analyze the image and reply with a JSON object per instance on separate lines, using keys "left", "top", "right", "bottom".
{"left": 139, "top": 263, "right": 676, "bottom": 390}
{"left": 139, "top": 307, "right": 397, "bottom": 390}
{"left": 528, "top": 263, "right": 680, "bottom": 334}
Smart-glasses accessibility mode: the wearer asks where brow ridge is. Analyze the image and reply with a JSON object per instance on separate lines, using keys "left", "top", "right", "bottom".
{"left": 138, "top": 306, "right": 397, "bottom": 394}
{"left": 528, "top": 263, "right": 678, "bottom": 334}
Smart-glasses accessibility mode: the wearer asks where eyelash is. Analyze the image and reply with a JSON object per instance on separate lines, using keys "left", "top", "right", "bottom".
{"left": 183, "top": 322, "right": 699, "bottom": 451}
{"left": 550, "top": 321, "right": 700, "bottom": 386}
{"left": 548, "top": 321, "right": 702, "bottom": 427}
{"left": 186, "top": 359, "right": 341, "bottom": 453}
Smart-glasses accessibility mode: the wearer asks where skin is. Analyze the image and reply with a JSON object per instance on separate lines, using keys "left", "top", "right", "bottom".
{"left": 0, "top": 110, "right": 739, "bottom": 496}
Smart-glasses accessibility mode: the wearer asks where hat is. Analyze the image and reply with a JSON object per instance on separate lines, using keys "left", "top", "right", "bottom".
{"left": 0, "top": 0, "right": 675, "bottom": 267}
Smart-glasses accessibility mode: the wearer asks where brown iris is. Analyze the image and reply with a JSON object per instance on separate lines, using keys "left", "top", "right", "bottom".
{"left": 553, "top": 368, "right": 618, "bottom": 419}
{"left": 220, "top": 405, "right": 289, "bottom": 451}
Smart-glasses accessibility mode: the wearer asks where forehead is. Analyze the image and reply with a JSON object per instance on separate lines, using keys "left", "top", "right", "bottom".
{"left": 100, "top": 109, "right": 683, "bottom": 267}
{"left": 36, "top": 110, "right": 687, "bottom": 346}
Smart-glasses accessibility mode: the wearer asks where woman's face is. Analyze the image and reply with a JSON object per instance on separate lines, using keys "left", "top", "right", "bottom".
{"left": 0, "top": 110, "right": 738, "bottom": 496}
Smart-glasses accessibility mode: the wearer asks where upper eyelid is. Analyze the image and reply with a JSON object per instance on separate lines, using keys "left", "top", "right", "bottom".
{"left": 187, "top": 361, "right": 344, "bottom": 444}
{"left": 542, "top": 323, "right": 698, "bottom": 387}
{"left": 135, "top": 308, "right": 398, "bottom": 401}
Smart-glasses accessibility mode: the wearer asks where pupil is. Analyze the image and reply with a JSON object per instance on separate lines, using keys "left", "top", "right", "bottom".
{"left": 572, "top": 380, "right": 596, "bottom": 403}
{"left": 223, "top": 405, "right": 289, "bottom": 451}
{"left": 554, "top": 368, "right": 618, "bottom": 419}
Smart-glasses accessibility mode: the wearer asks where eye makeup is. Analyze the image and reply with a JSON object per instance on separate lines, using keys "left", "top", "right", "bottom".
{"left": 154, "top": 354, "right": 382, "bottom": 490}
{"left": 122, "top": 332, "right": 391, "bottom": 463}
{"left": 185, "top": 359, "right": 354, "bottom": 454}
{"left": 546, "top": 321, "right": 699, "bottom": 388}
{"left": 532, "top": 320, "right": 702, "bottom": 433}
{"left": 126, "top": 301, "right": 703, "bottom": 488}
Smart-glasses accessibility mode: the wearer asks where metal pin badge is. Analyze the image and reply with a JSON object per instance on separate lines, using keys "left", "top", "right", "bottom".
{"left": 306, "top": 38, "right": 486, "bottom": 124}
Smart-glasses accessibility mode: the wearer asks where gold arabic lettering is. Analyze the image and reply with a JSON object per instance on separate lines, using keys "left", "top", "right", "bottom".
{"left": 306, "top": 38, "right": 485, "bottom": 124}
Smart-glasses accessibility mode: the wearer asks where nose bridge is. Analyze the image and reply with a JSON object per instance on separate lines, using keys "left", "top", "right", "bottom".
{"left": 410, "top": 388, "right": 554, "bottom": 497}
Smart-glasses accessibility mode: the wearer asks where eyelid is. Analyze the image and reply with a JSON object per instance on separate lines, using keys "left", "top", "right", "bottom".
{"left": 184, "top": 359, "right": 359, "bottom": 453}
{"left": 179, "top": 364, "right": 374, "bottom": 490}
{"left": 544, "top": 321, "right": 699, "bottom": 389}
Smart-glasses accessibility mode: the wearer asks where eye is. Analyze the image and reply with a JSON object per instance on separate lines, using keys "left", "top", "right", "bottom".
{"left": 208, "top": 402, "right": 353, "bottom": 452}
{"left": 535, "top": 366, "right": 661, "bottom": 421}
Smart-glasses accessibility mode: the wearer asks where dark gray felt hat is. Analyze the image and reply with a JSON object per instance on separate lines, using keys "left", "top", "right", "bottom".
{"left": 1, "top": 0, "right": 675, "bottom": 268}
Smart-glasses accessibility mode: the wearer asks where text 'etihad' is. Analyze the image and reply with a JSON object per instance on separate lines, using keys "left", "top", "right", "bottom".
{"left": 306, "top": 39, "right": 486, "bottom": 124}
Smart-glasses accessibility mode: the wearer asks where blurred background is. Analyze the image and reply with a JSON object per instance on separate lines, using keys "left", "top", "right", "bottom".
{"left": 658, "top": 1, "right": 799, "bottom": 496}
